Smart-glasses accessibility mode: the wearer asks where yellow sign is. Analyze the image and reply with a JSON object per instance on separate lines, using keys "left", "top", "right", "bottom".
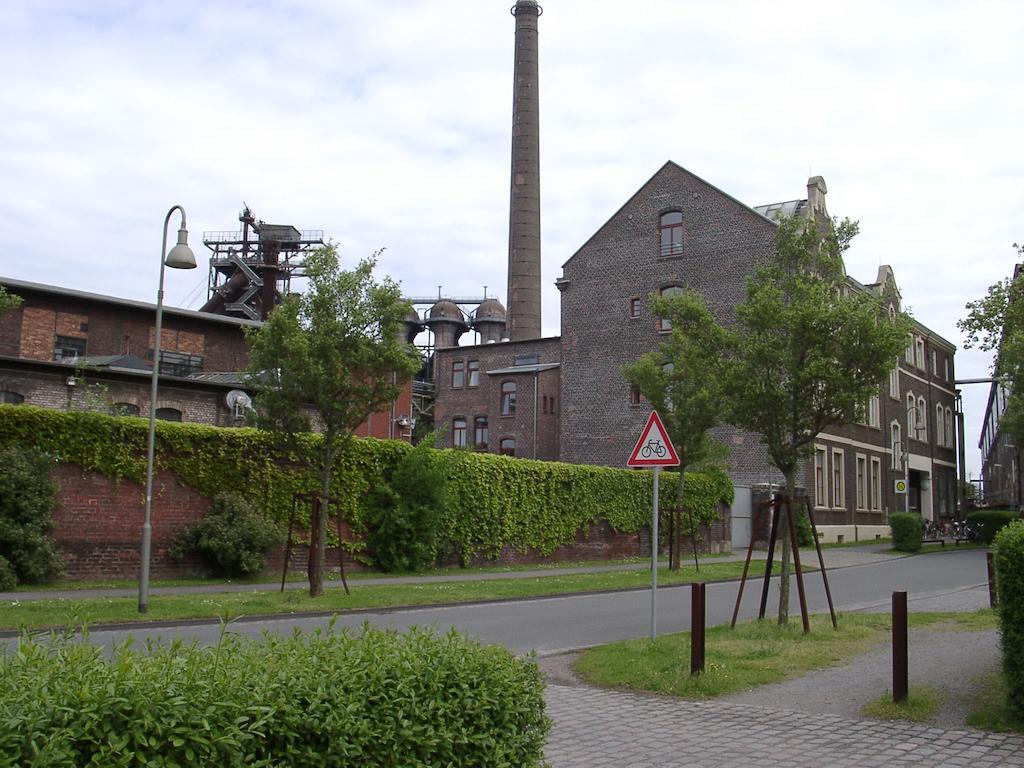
{"left": 894, "top": 479, "right": 908, "bottom": 494}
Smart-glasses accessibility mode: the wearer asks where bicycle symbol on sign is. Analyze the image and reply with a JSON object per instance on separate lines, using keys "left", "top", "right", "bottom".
{"left": 639, "top": 439, "right": 667, "bottom": 459}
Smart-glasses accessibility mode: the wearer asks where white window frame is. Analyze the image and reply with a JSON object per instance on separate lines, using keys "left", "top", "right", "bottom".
{"left": 855, "top": 453, "right": 867, "bottom": 511}
{"left": 945, "top": 407, "right": 954, "bottom": 449}
{"left": 870, "top": 457, "right": 882, "bottom": 511}
{"left": 936, "top": 403, "right": 945, "bottom": 447}
{"left": 889, "top": 360, "right": 900, "bottom": 400}
{"left": 868, "top": 395, "right": 880, "bottom": 428}
{"left": 906, "top": 392, "right": 917, "bottom": 439}
{"left": 891, "top": 421, "right": 902, "bottom": 470}
{"left": 915, "top": 336, "right": 926, "bottom": 369}
{"left": 832, "top": 448, "right": 845, "bottom": 509}
{"left": 905, "top": 336, "right": 915, "bottom": 364}
{"left": 917, "top": 396, "right": 927, "bottom": 442}
{"left": 814, "top": 445, "right": 828, "bottom": 509}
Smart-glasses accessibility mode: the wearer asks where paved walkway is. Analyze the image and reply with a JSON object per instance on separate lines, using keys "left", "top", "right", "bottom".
{"left": 544, "top": 684, "right": 1024, "bottom": 767}
{"left": 3, "top": 543, "right": 905, "bottom": 603}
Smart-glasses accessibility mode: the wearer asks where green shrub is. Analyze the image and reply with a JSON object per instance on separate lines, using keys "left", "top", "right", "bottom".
{"left": 170, "top": 493, "right": 283, "bottom": 577}
{"left": 890, "top": 512, "right": 923, "bottom": 552}
{"left": 0, "top": 445, "right": 64, "bottom": 583}
{"left": 366, "top": 434, "right": 450, "bottom": 572}
{"left": 993, "top": 520, "right": 1024, "bottom": 718}
{"left": 0, "top": 556, "right": 15, "bottom": 592}
{"left": 967, "top": 509, "right": 1019, "bottom": 544}
{"left": 0, "top": 624, "right": 550, "bottom": 767}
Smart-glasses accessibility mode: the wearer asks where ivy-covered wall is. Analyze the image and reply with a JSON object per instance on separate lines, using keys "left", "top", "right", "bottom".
{"left": 0, "top": 406, "right": 733, "bottom": 578}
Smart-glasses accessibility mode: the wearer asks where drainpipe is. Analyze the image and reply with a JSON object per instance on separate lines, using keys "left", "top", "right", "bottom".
{"left": 533, "top": 369, "right": 539, "bottom": 459}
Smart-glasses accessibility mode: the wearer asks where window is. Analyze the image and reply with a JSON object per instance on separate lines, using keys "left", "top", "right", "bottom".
{"left": 53, "top": 335, "right": 86, "bottom": 361}
{"left": 868, "top": 395, "right": 880, "bottom": 428}
{"left": 832, "top": 449, "right": 845, "bottom": 508}
{"left": 906, "top": 393, "right": 917, "bottom": 438}
{"left": 155, "top": 407, "right": 182, "bottom": 422}
{"left": 500, "top": 438, "right": 516, "bottom": 456}
{"left": 630, "top": 386, "right": 641, "bottom": 406}
{"left": 917, "top": 396, "right": 927, "bottom": 441}
{"left": 501, "top": 381, "right": 517, "bottom": 416}
{"left": 944, "top": 357, "right": 950, "bottom": 381}
{"left": 474, "top": 416, "right": 488, "bottom": 449}
{"left": 932, "top": 350, "right": 939, "bottom": 377}
{"left": 467, "top": 360, "right": 479, "bottom": 387}
{"left": 905, "top": 336, "right": 915, "bottom": 364}
{"left": 889, "top": 360, "right": 899, "bottom": 399}
{"left": 453, "top": 417, "right": 467, "bottom": 447}
{"left": 542, "top": 395, "right": 548, "bottom": 413}
{"left": 629, "top": 298, "right": 641, "bottom": 319}
{"left": 945, "top": 407, "right": 954, "bottom": 448}
{"left": 915, "top": 336, "right": 926, "bottom": 369}
{"left": 856, "top": 455, "right": 867, "bottom": 510}
{"left": 452, "top": 360, "right": 465, "bottom": 388}
{"left": 154, "top": 350, "right": 203, "bottom": 377}
{"left": 1, "top": 391, "right": 25, "bottom": 405}
{"left": 870, "top": 458, "right": 882, "bottom": 511}
{"left": 658, "top": 286, "right": 683, "bottom": 332}
{"left": 113, "top": 402, "right": 139, "bottom": 417}
{"left": 891, "top": 422, "right": 902, "bottom": 470}
{"left": 814, "top": 446, "right": 828, "bottom": 508}
{"left": 659, "top": 211, "right": 684, "bottom": 257}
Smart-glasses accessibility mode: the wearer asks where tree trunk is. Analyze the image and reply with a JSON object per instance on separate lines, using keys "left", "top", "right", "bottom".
{"left": 674, "top": 466, "right": 687, "bottom": 573}
{"left": 776, "top": 471, "right": 797, "bottom": 625}
{"left": 310, "top": 446, "right": 333, "bottom": 598}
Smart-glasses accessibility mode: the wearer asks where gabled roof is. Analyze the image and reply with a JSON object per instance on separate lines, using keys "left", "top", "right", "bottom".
{"left": 561, "top": 160, "right": 779, "bottom": 270}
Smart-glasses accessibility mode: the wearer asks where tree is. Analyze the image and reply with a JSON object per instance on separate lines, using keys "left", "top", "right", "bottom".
{"left": 622, "top": 289, "right": 729, "bottom": 571}
{"left": 246, "top": 245, "right": 421, "bottom": 596}
{"left": 724, "top": 214, "right": 912, "bottom": 625}
{"left": 958, "top": 244, "right": 1024, "bottom": 450}
{"left": 0, "top": 285, "right": 22, "bottom": 317}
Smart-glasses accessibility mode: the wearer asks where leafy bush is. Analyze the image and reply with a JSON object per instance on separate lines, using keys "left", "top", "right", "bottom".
{"left": 366, "top": 435, "right": 451, "bottom": 572}
{"left": 994, "top": 521, "right": 1024, "bottom": 718}
{"left": 0, "top": 445, "right": 64, "bottom": 583}
{"left": 890, "top": 512, "right": 923, "bottom": 552}
{"left": 0, "top": 624, "right": 550, "bottom": 767}
{"left": 0, "top": 556, "right": 15, "bottom": 592}
{"left": 170, "top": 493, "right": 283, "bottom": 577}
{"left": 967, "top": 509, "right": 1019, "bottom": 544}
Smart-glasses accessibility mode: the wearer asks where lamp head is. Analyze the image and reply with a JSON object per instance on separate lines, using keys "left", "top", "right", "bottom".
{"left": 165, "top": 226, "right": 197, "bottom": 270}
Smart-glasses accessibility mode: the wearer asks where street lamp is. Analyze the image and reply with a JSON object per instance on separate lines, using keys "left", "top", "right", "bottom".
{"left": 139, "top": 205, "right": 197, "bottom": 613}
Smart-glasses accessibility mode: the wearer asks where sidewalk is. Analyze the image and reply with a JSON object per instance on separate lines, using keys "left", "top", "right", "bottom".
{"left": 2, "top": 543, "right": 904, "bottom": 603}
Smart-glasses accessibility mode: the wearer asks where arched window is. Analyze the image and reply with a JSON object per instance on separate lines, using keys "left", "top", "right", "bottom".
{"left": 936, "top": 404, "right": 945, "bottom": 447}
{"left": 452, "top": 417, "right": 467, "bottom": 447}
{"left": 891, "top": 422, "right": 902, "bottom": 470}
{"left": 474, "top": 416, "right": 488, "bottom": 449}
{"left": 155, "top": 407, "right": 182, "bottom": 422}
{"left": 889, "top": 359, "right": 899, "bottom": 399}
{"left": 500, "top": 438, "right": 516, "bottom": 457}
{"left": 1, "top": 390, "right": 25, "bottom": 405}
{"left": 945, "top": 407, "right": 954, "bottom": 448}
{"left": 501, "top": 381, "right": 517, "bottom": 416}
{"left": 658, "top": 286, "right": 683, "bottom": 332}
{"left": 917, "top": 396, "right": 927, "bottom": 441}
{"left": 659, "top": 211, "right": 684, "bottom": 257}
{"left": 113, "top": 402, "right": 140, "bottom": 417}
{"left": 906, "top": 393, "right": 916, "bottom": 439}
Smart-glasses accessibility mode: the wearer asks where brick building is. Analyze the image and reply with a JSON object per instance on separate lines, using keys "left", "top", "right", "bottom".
{"left": 0, "top": 277, "right": 414, "bottom": 438}
{"left": 435, "top": 162, "right": 962, "bottom": 541}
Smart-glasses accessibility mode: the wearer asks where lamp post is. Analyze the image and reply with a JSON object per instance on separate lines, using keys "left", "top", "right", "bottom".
{"left": 139, "top": 206, "right": 197, "bottom": 614}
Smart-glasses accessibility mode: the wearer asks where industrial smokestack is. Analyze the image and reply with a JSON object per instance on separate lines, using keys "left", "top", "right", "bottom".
{"left": 506, "top": 0, "right": 542, "bottom": 341}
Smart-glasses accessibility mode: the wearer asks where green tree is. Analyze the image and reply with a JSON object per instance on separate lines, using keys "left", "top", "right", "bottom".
{"left": 0, "top": 446, "right": 64, "bottom": 585}
{"left": 246, "top": 245, "right": 421, "bottom": 596}
{"left": 0, "top": 285, "right": 22, "bottom": 316}
{"left": 724, "top": 214, "right": 912, "bottom": 625}
{"left": 958, "top": 244, "right": 1024, "bottom": 450}
{"left": 622, "top": 289, "right": 729, "bottom": 571}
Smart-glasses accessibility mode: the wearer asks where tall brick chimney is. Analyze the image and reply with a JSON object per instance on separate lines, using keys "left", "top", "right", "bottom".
{"left": 506, "top": 0, "right": 543, "bottom": 341}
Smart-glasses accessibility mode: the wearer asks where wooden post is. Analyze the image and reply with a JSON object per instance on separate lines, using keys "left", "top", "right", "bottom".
{"left": 805, "top": 498, "right": 838, "bottom": 629}
{"left": 893, "top": 591, "right": 908, "bottom": 703}
{"left": 758, "top": 497, "right": 782, "bottom": 620}
{"left": 730, "top": 524, "right": 759, "bottom": 628}
{"left": 785, "top": 497, "right": 811, "bottom": 634}
{"left": 691, "top": 582, "right": 706, "bottom": 675}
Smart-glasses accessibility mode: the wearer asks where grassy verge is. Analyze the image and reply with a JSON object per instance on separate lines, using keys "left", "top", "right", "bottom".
{"left": 0, "top": 561, "right": 762, "bottom": 631}
{"left": 861, "top": 686, "right": 940, "bottom": 722}
{"left": 9, "top": 553, "right": 736, "bottom": 593}
{"left": 574, "top": 610, "right": 997, "bottom": 700}
{"left": 967, "top": 671, "right": 1024, "bottom": 733}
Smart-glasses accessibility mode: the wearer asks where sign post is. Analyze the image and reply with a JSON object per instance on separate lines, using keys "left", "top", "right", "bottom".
{"left": 627, "top": 411, "right": 680, "bottom": 641}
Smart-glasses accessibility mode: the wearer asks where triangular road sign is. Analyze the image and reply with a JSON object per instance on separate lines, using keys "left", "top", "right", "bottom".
{"left": 627, "top": 411, "right": 680, "bottom": 467}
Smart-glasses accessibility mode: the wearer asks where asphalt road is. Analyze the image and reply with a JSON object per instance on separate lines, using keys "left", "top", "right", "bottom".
{"left": 25, "top": 548, "right": 988, "bottom": 655}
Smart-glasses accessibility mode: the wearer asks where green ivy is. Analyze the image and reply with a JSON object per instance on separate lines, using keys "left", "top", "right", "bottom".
{"left": 0, "top": 405, "right": 732, "bottom": 562}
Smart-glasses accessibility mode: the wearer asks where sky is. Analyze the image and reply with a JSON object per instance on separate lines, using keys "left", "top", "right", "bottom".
{"left": 1, "top": 0, "right": 1021, "bottom": 477}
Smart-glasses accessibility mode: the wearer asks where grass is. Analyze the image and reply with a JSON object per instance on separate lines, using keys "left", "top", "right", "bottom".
{"left": 861, "top": 686, "right": 940, "bottom": 722}
{"left": 573, "top": 610, "right": 998, "bottom": 700}
{"left": 0, "top": 560, "right": 763, "bottom": 632}
{"left": 967, "top": 672, "right": 1024, "bottom": 733}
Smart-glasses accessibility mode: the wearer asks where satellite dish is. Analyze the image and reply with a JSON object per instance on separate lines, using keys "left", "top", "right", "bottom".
{"left": 226, "top": 390, "right": 252, "bottom": 410}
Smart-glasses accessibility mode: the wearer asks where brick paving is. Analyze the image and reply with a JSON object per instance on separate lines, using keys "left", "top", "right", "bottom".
{"left": 544, "top": 683, "right": 1024, "bottom": 767}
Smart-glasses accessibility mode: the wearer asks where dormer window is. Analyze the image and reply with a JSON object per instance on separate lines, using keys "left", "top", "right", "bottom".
{"left": 659, "top": 211, "right": 684, "bottom": 257}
